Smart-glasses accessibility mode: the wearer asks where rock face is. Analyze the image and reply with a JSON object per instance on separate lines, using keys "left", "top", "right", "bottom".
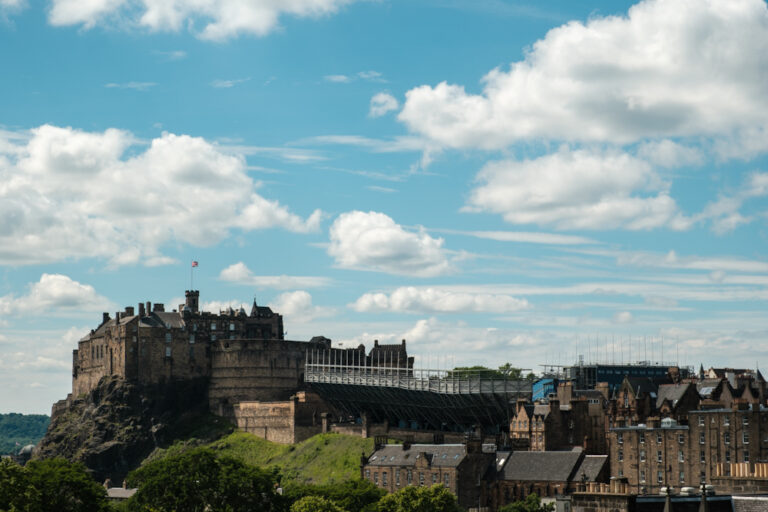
{"left": 35, "top": 375, "right": 231, "bottom": 482}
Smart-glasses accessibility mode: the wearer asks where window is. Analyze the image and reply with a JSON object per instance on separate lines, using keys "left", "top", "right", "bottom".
{"left": 657, "top": 433, "right": 663, "bottom": 444}
{"left": 640, "top": 450, "right": 645, "bottom": 462}
{"left": 373, "top": 473, "right": 378, "bottom": 485}
{"left": 699, "top": 416, "right": 705, "bottom": 427}
{"left": 640, "top": 469, "right": 646, "bottom": 483}
{"left": 679, "top": 470, "right": 685, "bottom": 483}
{"left": 407, "top": 470, "right": 413, "bottom": 485}
{"left": 724, "top": 432, "right": 730, "bottom": 444}
{"left": 744, "top": 451, "right": 749, "bottom": 462}
{"left": 211, "top": 334, "right": 216, "bottom": 341}
{"left": 726, "top": 451, "right": 731, "bottom": 463}
{"left": 432, "top": 473, "right": 437, "bottom": 484}
{"left": 365, "top": 469, "right": 370, "bottom": 480}
{"left": 678, "top": 434, "right": 685, "bottom": 444}
{"left": 657, "top": 451, "right": 663, "bottom": 463}
{"left": 700, "top": 450, "right": 706, "bottom": 463}
{"left": 382, "top": 472, "right": 388, "bottom": 486}
{"left": 743, "top": 416, "right": 749, "bottom": 426}
{"left": 444, "top": 473, "right": 450, "bottom": 487}
{"left": 744, "top": 432, "right": 750, "bottom": 444}
{"left": 189, "top": 334, "right": 195, "bottom": 344}
{"left": 189, "top": 346, "right": 194, "bottom": 358}
{"left": 211, "top": 322, "right": 217, "bottom": 330}
{"left": 165, "top": 332, "right": 172, "bottom": 343}
{"left": 165, "top": 347, "right": 171, "bottom": 357}
{"left": 657, "top": 471, "right": 664, "bottom": 483}
{"left": 229, "top": 322, "right": 235, "bottom": 331}
{"left": 419, "top": 472, "right": 424, "bottom": 486}
{"left": 618, "top": 433, "right": 624, "bottom": 444}
{"left": 640, "top": 432, "right": 645, "bottom": 444}
{"left": 618, "top": 450, "right": 623, "bottom": 462}
{"left": 192, "top": 323, "right": 197, "bottom": 331}
{"left": 724, "top": 416, "right": 730, "bottom": 426}
{"left": 678, "top": 450, "right": 684, "bottom": 463}
{"left": 700, "top": 433, "right": 705, "bottom": 444}
{"left": 618, "top": 468, "right": 624, "bottom": 477}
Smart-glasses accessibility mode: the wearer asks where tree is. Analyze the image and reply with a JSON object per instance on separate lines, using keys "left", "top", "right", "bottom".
{"left": 285, "top": 479, "right": 384, "bottom": 512}
{"left": 291, "top": 495, "right": 347, "bottom": 512}
{"left": 0, "top": 457, "right": 110, "bottom": 512}
{"left": 126, "top": 447, "right": 283, "bottom": 512}
{"left": 377, "top": 484, "right": 462, "bottom": 512}
{"left": 498, "top": 493, "right": 554, "bottom": 512}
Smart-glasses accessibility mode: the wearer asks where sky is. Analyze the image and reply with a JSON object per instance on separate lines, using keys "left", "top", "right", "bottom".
{"left": 1, "top": 0, "right": 768, "bottom": 414}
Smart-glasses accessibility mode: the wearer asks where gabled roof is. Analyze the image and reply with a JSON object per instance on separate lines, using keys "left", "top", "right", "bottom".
{"left": 366, "top": 444, "right": 467, "bottom": 468}
{"left": 499, "top": 451, "right": 583, "bottom": 482}
{"left": 656, "top": 383, "right": 696, "bottom": 410}
{"left": 573, "top": 455, "right": 607, "bottom": 482}
{"left": 624, "top": 376, "right": 660, "bottom": 398}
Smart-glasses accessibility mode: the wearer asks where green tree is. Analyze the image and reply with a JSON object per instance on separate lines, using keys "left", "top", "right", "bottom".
{"left": 0, "top": 458, "right": 38, "bottom": 512}
{"left": 498, "top": 493, "right": 554, "bottom": 512}
{"left": 25, "top": 458, "right": 110, "bottom": 512}
{"left": 291, "top": 495, "right": 347, "bottom": 512}
{"left": 285, "top": 479, "right": 384, "bottom": 512}
{"left": 377, "top": 484, "right": 462, "bottom": 512}
{"left": 126, "top": 447, "right": 283, "bottom": 512}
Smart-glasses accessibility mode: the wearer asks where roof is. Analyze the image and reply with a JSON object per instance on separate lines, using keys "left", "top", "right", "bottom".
{"left": 656, "top": 383, "right": 694, "bottom": 409}
{"left": 624, "top": 377, "right": 660, "bottom": 398}
{"left": 533, "top": 404, "right": 551, "bottom": 417}
{"left": 500, "top": 451, "right": 583, "bottom": 482}
{"left": 106, "top": 487, "right": 137, "bottom": 500}
{"left": 366, "top": 444, "right": 467, "bottom": 468}
{"left": 573, "top": 455, "right": 607, "bottom": 482}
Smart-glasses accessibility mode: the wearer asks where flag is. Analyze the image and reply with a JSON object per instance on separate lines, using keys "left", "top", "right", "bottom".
{"left": 191, "top": 261, "right": 198, "bottom": 267}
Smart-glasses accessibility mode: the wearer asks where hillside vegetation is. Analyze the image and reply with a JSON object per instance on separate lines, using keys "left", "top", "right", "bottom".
{"left": 147, "top": 432, "right": 374, "bottom": 485}
{"left": 0, "top": 413, "right": 49, "bottom": 455}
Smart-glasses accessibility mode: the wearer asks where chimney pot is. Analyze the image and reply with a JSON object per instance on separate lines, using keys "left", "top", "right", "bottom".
{"left": 102, "top": 312, "right": 110, "bottom": 324}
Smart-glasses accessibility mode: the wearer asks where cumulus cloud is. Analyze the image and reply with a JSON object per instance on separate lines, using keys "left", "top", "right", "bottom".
{"left": 465, "top": 147, "right": 690, "bottom": 230}
{"left": 351, "top": 286, "right": 529, "bottom": 314}
{"left": 399, "top": 0, "right": 768, "bottom": 150}
{"left": 269, "top": 290, "right": 333, "bottom": 321}
{"left": 0, "top": 274, "right": 112, "bottom": 316}
{"left": 328, "top": 211, "right": 452, "bottom": 276}
{"left": 369, "top": 93, "right": 399, "bottom": 118}
{"left": 48, "top": 0, "right": 357, "bottom": 41}
{"left": 219, "top": 262, "right": 331, "bottom": 289}
{"left": 0, "top": 124, "right": 321, "bottom": 265}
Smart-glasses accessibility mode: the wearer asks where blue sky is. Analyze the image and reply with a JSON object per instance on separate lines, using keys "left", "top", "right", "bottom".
{"left": 1, "top": 0, "right": 768, "bottom": 413}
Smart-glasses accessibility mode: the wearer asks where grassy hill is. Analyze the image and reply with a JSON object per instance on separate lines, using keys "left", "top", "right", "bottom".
{"left": 0, "top": 413, "right": 50, "bottom": 455}
{"left": 145, "top": 432, "right": 374, "bottom": 485}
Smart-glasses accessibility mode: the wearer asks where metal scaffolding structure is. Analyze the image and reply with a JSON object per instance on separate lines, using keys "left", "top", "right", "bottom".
{"left": 304, "top": 350, "right": 532, "bottom": 432}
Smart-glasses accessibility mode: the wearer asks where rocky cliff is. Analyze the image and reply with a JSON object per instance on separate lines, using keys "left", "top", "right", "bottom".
{"left": 35, "top": 376, "right": 232, "bottom": 482}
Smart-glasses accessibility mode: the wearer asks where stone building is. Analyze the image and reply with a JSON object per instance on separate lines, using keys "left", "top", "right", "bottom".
{"left": 361, "top": 442, "right": 494, "bottom": 510}
{"left": 492, "top": 450, "right": 608, "bottom": 509}
{"left": 72, "top": 290, "right": 285, "bottom": 397}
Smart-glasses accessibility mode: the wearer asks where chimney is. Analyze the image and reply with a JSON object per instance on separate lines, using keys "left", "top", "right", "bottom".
{"left": 401, "top": 339, "right": 406, "bottom": 348}
{"left": 153, "top": 303, "right": 164, "bottom": 312}
{"left": 374, "top": 339, "right": 379, "bottom": 347}
{"left": 115, "top": 311, "right": 120, "bottom": 323}
{"left": 102, "top": 312, "right": 110, "bottom": 325}
{"left": 146, "top": 302, "right": 151, "bottom": 315}
{"left": 550, "top": 398, "right": 560, "bottom": 413}
{"left": 138, "top": 303, "right": 145, "bottom": 317}
{"left": 125, "top": 306, "right": 134, "bottom": 316}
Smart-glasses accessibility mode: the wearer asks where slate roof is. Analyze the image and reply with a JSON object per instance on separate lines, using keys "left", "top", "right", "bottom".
{"left": 656, "top": 383, "right": 694, "bottom": 409}
{"left": 366, "top": 444, "right": 466, "bottom": 468}
{"left": 499, "top": 451, "right": 583, "bottom": 482}
{"left": 573, "top": 455, "right": 607, "bottom": 482}
{"left": 625, "top": 377, "right": 660, "bottom": 398}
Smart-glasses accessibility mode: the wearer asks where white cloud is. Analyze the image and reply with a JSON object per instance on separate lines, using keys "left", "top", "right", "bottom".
{"left": 154, "top": 50, "right": 187, "bottom": 61}
{"left": 636, "top": 140, "right": 703, "bottom": 168}
{"left": 358, "top": 70, "right": 385, "bottom": 82}
{"left": 399, "top": 0, "right": 768, "bottom": 151}
{"left": 0, "top": 274, "right": 112, "bottom": 316}
{"left": 369, "top": 93, "right": 399, "bottom": 118}
{"left": 328, "top": 211, "right": 452, "bottom": 276}
{"left": 269, "top": 290, "right": 333, "bottom": 321}
{"left": 458, "top": 230, "right": 597, "bottom": 246}
{"left": 105, "top": 81, "right": 157, "bottom": 91}
{"left": 0, "top": 124, "right": 322, "bottom": 265}
{"left": 351, "top": 286, "right": 529, "bottom": 314}
{"left": 696, "top": 171, "right": 768, "bottom": 233}
{"left": 49, "top": 0, "right": 357, "bottom": 41}
{"left": 324, "top": 74, "right": 351, "bottom": 83}
{"left": 219, "top": 262, "right": 331, "bottom": 289}
{"left": 0, "top": 0, "right": 24, "bottom": 11}
{"left": 466, "top": 147, "right": 690, "bottom": 230}
{"left": 612, "top": 311, "right": 634, "bottom": 324}
{"left": 211, "top": 77, "right": 250, "bottom": 88}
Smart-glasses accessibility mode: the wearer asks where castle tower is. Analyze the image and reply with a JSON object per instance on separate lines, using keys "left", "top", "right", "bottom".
{"left": 185, "top": 290, "right": 199, "bottom": 313}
